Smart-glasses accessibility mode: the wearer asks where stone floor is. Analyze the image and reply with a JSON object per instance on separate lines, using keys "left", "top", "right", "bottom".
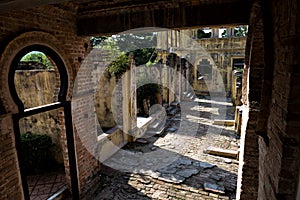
{"left": 95, "top": 96, "right": 240, "bottom": 200}
{"left": 27, "top": 171, "right": 66, "bottom": 200}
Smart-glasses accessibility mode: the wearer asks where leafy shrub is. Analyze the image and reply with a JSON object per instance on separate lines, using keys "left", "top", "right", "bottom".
{"left": 21, "top": 132, "right": 56, "bottom": 174}
{"left": 20, "top": 51, "right": 54, "bottom": 69}
{"left": 106, "top": 53, "right": 129, "bottom": 78}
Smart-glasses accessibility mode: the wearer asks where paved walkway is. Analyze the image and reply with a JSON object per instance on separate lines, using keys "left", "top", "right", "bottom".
{"left": 27, "top": 171, "right": 66, "bottom": 200}
{"left": 95, "top": 96, "right": 240, "bottom": 200}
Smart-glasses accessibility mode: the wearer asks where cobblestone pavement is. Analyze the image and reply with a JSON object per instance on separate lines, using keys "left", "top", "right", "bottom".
{"left": 95, "top": 96, "right": 239, "bottom": 200}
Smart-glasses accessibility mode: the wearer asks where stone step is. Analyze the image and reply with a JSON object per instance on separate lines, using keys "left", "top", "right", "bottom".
{"left": 148, "top": 120, "right": 159, "bottom": 129}
{"left": 167, "top": 107, "right": 180, "bottom": 116}
{"left": 203, "top": 183, "right": 225, "bottom": 194}
{"left": 146, "top": 126, "right": 165, "bottom": 135}
{"left": 146, "top": 118, "right": 166, "bottom": 135}
{"left": 170, "top": 101, "right": 180, "bottom": 108}
{"left": 148, "top": 119, "right": 165, "bottom": 130}
{"left": 213, "top": 120, "right": 235, "bottom": 126}
{"left": 182, "top": 92, "right": 196, "bottom": 101}
{"left": 204, "top": 146, "right": 238, "bottom": 159}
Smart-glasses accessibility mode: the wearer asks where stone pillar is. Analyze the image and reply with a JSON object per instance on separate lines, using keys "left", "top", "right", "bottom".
{"left": 177, "top": 64, "right": 182, "bottom": 102}
{"left": 193, "top": 29, "right": 197, "bottom": 39}
{"left": 176, "top": 65, "right": 182, "bottom": 102}
{"left": 212, "top": 28, "right": 219, "bottom": 38}
{"left": 185, "top": 62, "right": 190, "bottom": 92}
{"left": 157, "top": 31, "right": 166, "bottom": 50}
{"left": 130, "top": 58, "right": 137, "bottom": 134}
{"left": 232, "top": 71, "right": 237, "bottom": 104}
{"left": 122, "top": 57, "right": 136, "bottom": 142}
{"left": 169, "top": 66, "right": 176, "bottom": 103}
{"left": 226, "top": 27, "right": 234, "bottom": 37}
{"left": 168, "top": 30, "right": 172, "bottom": 48}
{"left": 161, "top": 65, "right": 168, "bottom": 104}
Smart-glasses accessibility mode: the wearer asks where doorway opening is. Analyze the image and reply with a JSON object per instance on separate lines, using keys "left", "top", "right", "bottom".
{"left": 9, "top": 45, "right": 79, "bottom": 200}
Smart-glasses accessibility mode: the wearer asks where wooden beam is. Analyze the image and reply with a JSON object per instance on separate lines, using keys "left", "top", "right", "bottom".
{"left": 77, "top": 1, "right": 251, "bottom": 35}
{"left": 0, "top": 0, "right": 70, "bottom": 13}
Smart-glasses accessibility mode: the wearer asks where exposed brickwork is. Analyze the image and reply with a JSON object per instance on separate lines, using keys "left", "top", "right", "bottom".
{"left": 237, "top": 1, "right": 264, "bottom": 199}
{"left": 257, "top": 0, "right": 300, "bottom": 199}
{"left": 0, "top": 114, "right": 23, "bottom": 199}
{"left": 0, "top": 3, "right": 100, "bottom": 199}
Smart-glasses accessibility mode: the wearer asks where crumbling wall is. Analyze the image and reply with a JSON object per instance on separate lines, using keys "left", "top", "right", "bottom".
{"left": 95, "top": 71, "right": 116, "bottom": 129}
{"left": 15, "top": 69, "right": 64, "bottom": 164}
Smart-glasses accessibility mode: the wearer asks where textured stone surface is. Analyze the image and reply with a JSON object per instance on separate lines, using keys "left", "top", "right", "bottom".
{"left": 93, "top": 97, "right": 238, "bottom": 199}
{"left": 203, "top": 182, "right": 225, "bottom": 194}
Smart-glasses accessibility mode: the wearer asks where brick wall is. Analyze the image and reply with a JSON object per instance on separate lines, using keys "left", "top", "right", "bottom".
{"left": 257, "top": 0, "right": 300, "bottom": 199}
{"left": 237, "top": 1, "right": 264, "bottom": 199}
{"left": 0, "top": 3, "right": 100, "bottom": 199}
{"left": 0, "top": 115, "right": 23, "bottom": 200}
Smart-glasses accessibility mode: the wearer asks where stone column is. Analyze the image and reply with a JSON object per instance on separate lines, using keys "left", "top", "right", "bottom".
{"left": 130, "top": 58, "right": 137, "bottom": 135}
{"left": 212, "top": 28, "right": 219, "bottom": 38}
{"left": 169, "top": 66, "right": 176, "bottom": 103}
{"left": 226, "top": 27, "right": 234, "bottom": 37}
{"left": 162, "top": 65, "right": 169, "bottom": 104}
{"left": 122, "top": 57, "right": 136, "bottom": 142}
{"left": 177, "top": 59, "right": 182, "bottom": 101}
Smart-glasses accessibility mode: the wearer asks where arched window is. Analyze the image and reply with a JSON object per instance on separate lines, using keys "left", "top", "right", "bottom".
{"left": 9, "top": 45, "right": 79, "bottom": 200}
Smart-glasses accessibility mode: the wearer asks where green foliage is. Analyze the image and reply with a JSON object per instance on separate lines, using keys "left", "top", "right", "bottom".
{"left": 197, "top": 29, "right": 212, "bottom": 39}
{"left": 21, "top": 132, "right": 56, "bottom": 174}
{"left": 233, "top": 58, "right": 245, "bottom": 71}
{"left": 90, "top": 33, "right": 157, "bottom": 53}
{"left": 234, "top": 26, "right": 248, "bottom": 37}
{"left": 20, "top": 51, "right": 54, "bottom": 69}
{"left": 93, "top": 33, "right": 157, "bottom": 77}
{"left": 126, "top": 48, "right": 157, "bottom": 66}
{"left": 90, "top": 36, "right": 109, "bottom": 47}
{"left": 220, "top": 26, "right": 248, "bottom": 38}
{"left": 221, "top": 29, "right": 227, "bottom": 38}
{"left": 106, "top": 53, "right": 129, "bottom": 78}
{"left": 115, "top": 33, "right": 157, "bottom": 53}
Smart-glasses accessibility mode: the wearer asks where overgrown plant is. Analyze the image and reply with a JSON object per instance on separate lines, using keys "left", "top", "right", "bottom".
{"left": 91, "top": 33, "right": 157, "bottom": 77}
{"left": 21, "top": 132, "right": 56, "bottom": 174}
{"left": 20, "top": 51, "right": 54, "bottom": 69}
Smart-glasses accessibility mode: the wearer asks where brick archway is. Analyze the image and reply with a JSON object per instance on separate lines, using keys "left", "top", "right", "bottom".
{"left": 0, "top": 31, "right": 79, "bottom": 199}
{"left": 0, "top": 31, "right": 75, "bottom": 114}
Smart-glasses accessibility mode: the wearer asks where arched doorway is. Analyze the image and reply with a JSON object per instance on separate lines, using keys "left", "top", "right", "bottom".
{"left": 7, "top": 44, "right": 79, "bottom": 200}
